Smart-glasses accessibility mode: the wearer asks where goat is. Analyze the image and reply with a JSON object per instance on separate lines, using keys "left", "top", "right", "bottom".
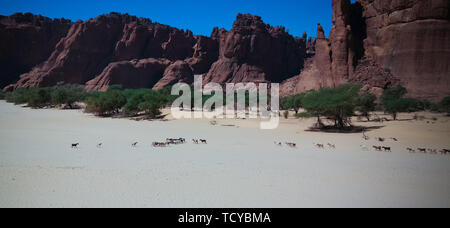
{"left": 200, "top": 139, "right": 207, "bottom": 144}
{"left": 382, "top": 146, "right": 391, "bottom": 152}
{"left": 417, "top": 148, "right": 427, "bottom": 153}
{"left": 373, "top": 146, "right": 382, "bottom": 151}
{"left": 192, "top": 139, "right": 199, "bottom": 144}
{"left": 71, "top": 143, "right": 79, "bottom": 148}
{"left": 97, "top": 143, "right": 102, "bottom": 148}
{"left": 286, "top": 142, "right": 297, "bottom": 148}
{"left": 132, "top": 142, "right": 138, "bottom": 147}
{"left": 327, "top": 143, "right": 336, "bottom": 149}
{"left": 152, "top": 142, "right": 167, "bottom": 147}
{"left": 362, "top": 131, "right": 370, "bottom": 140}
{"left": 406, "top": 148, "right": 415, "bottom": 153}
{"left": 315, "top": 143, "right": 324, "bottom": 149}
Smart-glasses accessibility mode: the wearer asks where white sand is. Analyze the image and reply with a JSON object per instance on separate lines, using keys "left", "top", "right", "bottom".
{"left": 0, "top": 100, "right": 449, "bottom": 208}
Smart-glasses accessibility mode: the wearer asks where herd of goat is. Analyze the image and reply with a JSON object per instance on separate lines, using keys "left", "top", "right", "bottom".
{"left": 71, "top": 134, "right": 450, "bottom": 155}
{"left": 274, "top": 132, "right": 449, "bottom": 155}
{"left": 71, "top": 138, "right": 206, "bottom": 149}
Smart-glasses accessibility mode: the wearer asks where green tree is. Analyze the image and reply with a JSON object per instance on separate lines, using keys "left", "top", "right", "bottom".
{"left": 384, "top": 98, "right": 418, "bottom": 120}
{"left": 27, "top": 88, "right": 52, "bottom": 108}
{"left": 86, "top": 90, "right": 127, "bottom": 116}
{"left": 302, "top": 84, "right": 361, "bottom": 129}
{"left": 439, "top": 96, "right": 450, "bottom": 114}
{"left": 282, "top": 93, "right": 305, "bottom": 114}
{"left": 381, "top": 86, "right": 424, "bottom": 120}
{"left": 5, "top": 88, "right": 31, "bottom": 104}
{"left": 381, "top": 86, "right": 407, "bottom": 105}
{"left": 355, "top": 92, "right": 376, "bottom": 121}
{"left": 107, "top": 84, "right": 124, "bottom": 91}
{"left": 51, "top": 85, "right": 84, "bottom": 109}
{"left": 124, "top": 89, "right": 169, "bottom": 118}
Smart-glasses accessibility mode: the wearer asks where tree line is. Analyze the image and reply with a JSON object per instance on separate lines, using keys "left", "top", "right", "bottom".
{"left": 1, "top": 84, "right": 449, "bottom": 124}
{"left": 1, "top": 85, "right": 176, "bottom": 119}
{"left": 281, "top": 84, "right": 450, "bottom": 129}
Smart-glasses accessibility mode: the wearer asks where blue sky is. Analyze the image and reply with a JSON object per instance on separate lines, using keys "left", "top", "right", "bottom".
{"left": 0, "top": 0, "right": 353, "bottom": 38}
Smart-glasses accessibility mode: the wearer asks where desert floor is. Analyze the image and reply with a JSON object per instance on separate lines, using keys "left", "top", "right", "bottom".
{"left": 0, "top": 100, "right": 449, "bottom": 207}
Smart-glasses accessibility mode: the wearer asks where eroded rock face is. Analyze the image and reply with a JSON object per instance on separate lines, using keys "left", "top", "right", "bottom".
{"left": 153, "top": 60, "right": 194, "bottom": 90}
{"left": 203, "top": 13, "right": 307, "bottom": 85}
{"left": 3, "top": 4, "right": 449, "bottom": 100}
{"left": 8, "top": 13, "right": 137, "bottom": 90}
{"left": 280, "top": 24, "right": 334, "bottom": 96}
{"left": 358, "top": 0, "right": 450, "bottom": 100}
{"left": 283, "top": 0, "right": 449, "bottom": 101}
{"left": 6, "top": 13, "right": 216, "bottom": 91}
{"left": 349, "top": 57, "right": 401, "bottom": 97}
{"left": 0, "top": 13, "right": 72, "bottom": 89}
{"left": 185, "top": 35, "right": 219, "bottom": 74}
{"left": 85, "top": 58, "right": 171, "bottom": 91}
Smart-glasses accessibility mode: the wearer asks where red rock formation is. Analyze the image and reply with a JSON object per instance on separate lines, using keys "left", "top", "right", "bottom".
{"left": 85, "top": 58, "right": 171, "bottom": 91}
{"left": 330, "top": 0, "right": 354, "bottom": 84}
{"left": 185, "top": 35, "right": 219, "bottom": 74}
{"left": 3, "top": 3, "right": 449, "bottom": 100}
{"left": 349, "top": 57, "right": 400, "bottom": 97}
{"left": 280, "top": 24, "right": 334, "bottom": 96}
{"left": 358, "top": 0, "right": 450, "bottom": 101}
{"left": 283, "top": 0, "right": 449, "bottom": 101}
{"left": 0, "top": 13, "right": 72, "bottom": 89}
{"left": 5, "top": 12, "right": 220, "bottom": 92}
{"left": 8, "top": 13, "right": 135, "bottom": 90}
{"left": 153, "top": 60, "right": 194, "bottom": 90}
{"left": 203, "top": 13, "right": 307, "bottom": 85}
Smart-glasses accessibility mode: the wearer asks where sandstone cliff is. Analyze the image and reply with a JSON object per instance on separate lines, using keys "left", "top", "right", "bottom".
{"left": 359, "top": 0, "right": 450, "bottom": 100}
{"left": 0, "top": 13, "right": 72, "bottom": 89}
{"left": 5, "top": 13, "right": 219, "bottom": 92}
{"left": 282, "top": 0, "right": 449, "bottom": 101}
{"left": 203, "top": 14, "right": 307, "bottom": 85}
{"left": 3, "top": 1, "right": 449, "bottom": 100}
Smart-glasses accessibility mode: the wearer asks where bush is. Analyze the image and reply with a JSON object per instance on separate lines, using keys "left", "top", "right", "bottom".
{"left": 295, "top": 112, "right": 313, "bottom": 118}
{"left": 85, "top": 90, "right": 127, "bottom": 116}
{"left": 107, "top": 84, "right": 124, "bottom": 91}
{"left": 381, "top": 86, "right": 420, "bottom": 120}
{"left": 5, "top": 88, "right": 30, "bottom": 104}
{"left": 281, "top": 93, "right": 305, "bottom": 114}
{"left": 384, "top": 98, "right": 419, "bottom": 120}
{"left": 438, "top": 96, "right": 450, "bottom": 114}
{"left": 355, "top": 92, "right": 376, "bottom": 121}
{"left": 381, "top": 85, "right": 407, "bottom": 105}
{"left": 418, "top": 100, "right": 432, "bottom": 111}
{"left": 0, "top": 90, "right": 4, "bottom": 100}
{"left": 25, "top": 88, "right": 52, "bottom": 108}
{"left": 50, "top": 85, "right": 84, "bottom": 108}
{"left": 302, "top": 84, "right": 361, "bottom": 129}
{"left": 124, "top": 89, "right": 169, "bottom": 118}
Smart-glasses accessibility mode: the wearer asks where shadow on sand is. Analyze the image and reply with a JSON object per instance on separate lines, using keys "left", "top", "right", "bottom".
{"left": 306, "top": 125, "right": 385, "bottom": 134}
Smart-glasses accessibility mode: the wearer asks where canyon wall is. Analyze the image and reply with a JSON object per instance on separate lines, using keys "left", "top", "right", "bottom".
{"left": 5, "top": 13, "right": 220, "bottom": 92}
{"left": 2, "top": 0, "right": 449, "bottom": 100}
{"left": 203, "top": 14, "right": 307, "bottom": 85}
{"left": 0, "top": 13, "right": 72, "bottom": 88}
{"left": 359, "top": 0, "right": 450, "bottom": 100}
{"left": 282, "top": 0, "right": 450, "bottom": 100}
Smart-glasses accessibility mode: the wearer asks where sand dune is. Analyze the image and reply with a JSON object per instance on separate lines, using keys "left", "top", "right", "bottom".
{"left": 0, "top": 101, "right": 449, "bottom": 208}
